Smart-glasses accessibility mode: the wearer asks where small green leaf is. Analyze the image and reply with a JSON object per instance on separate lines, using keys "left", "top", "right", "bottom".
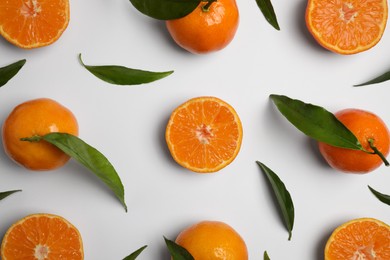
{"left": 257, "top": 161, "right": 294, "bottom": 240}
{"left": 255, "top": 0, "right": 280, "bottom": 30}
{"left": 368, "top": 185, "right": 390, "bottom": 206}
{"left": 129, "top": 0, "right": 201, "bottom": 20}
{"left": 264, "top": 250, "right": 271, "bottom": 260}
{"left": 354, "top": 71, "right": 390, "bottom": 86}
{"left": 0, "top": 190, "right": 22, "bottom": 201}
{"left": 270, "top": 94, "right": 363, "bottom": 150}
{"left": 79, "top": 54, "right": 173, "bottom": 85}
{"left": 123, "top": 245, "right": 147, "bottom": 260}
{"left": 0, "top": 59, "right": 26, "bottom": 87}
{"left": 164, "top": 236, "right": 194, "bottom": 260}
{"left": 21, "top": 133, "right": 127, "bottom": 212}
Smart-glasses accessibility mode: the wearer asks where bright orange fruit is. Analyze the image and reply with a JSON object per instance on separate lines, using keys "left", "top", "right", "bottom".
{"left": 325, "top": 218, "right": 390, "bottom": 259}
{"left": 306, "top": 0, "right": 388, "bottom": 54}
{"left": 166, "top": 0, "right": 239, "bottom": 54}
{"left": 318, "top": 109, "right": 390, "bottom": 173}
{"left": 1, "top": 213, "right": 84, "bottom": 260}
{"left": 2, "top": 98, "right": 79, "bottom": 171}
{"left": 165, "top": 96, "right": 243, "bottom": 173}
{"left": 176, "top": 220, "right": 248, "bottom": 259}
{"left": 0, "top": 0, "right": 70, "bottom": 49}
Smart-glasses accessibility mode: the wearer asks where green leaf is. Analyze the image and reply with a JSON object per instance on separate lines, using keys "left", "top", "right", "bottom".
{"left": 21, "top": 133, "right": 127, "bottom": 212}
{"left": 368, "top": 185, "right": 390, "bottom": 206}
{"left": 255, "top": 0, "right": 280, "bottom": 30}
{"left": 129, "top": 0, "right": 201, "bottom": 20}
{"left": 270, "top": 94, "right": 363, "bottom": 150}
{"left": 0, "top": 59, "right": 26, "bottom": 87}
{"left": 123, "top": 245, "right": 147, "bottom": 260}
{"left": 0, "top": 190, "right": 22, "bottom": 201}
{"left": 354, "top": 71, "right": 390, "bottom": 86}
{"left": 79, "top": 54, "right": 173, "bottom": 85}
{"left": 164, "top": 236, "right": 194, "bottom": 260}
{"left": 264, "top": 250, "right": 271, "bottom": 260}
{"left": 257, "top": 161, "right": 294, "bottom": 240}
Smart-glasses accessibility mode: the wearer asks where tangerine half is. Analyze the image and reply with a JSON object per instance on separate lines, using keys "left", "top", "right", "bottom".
{"left": 306, "top": 0, "right": 388, "bottom": 54}
{"left": 318, "top": 109, "right": 390, "bottom": 173}
{"left": 325, "top": 218, "right": 390, "bottom": 259}
{"left": 2, "top": 98, "right": 79, "bottom": 171}
{"left": 175, "top": 220, "right": 248, "bottom": 259}
{"left": 166, "top": 0, "right": 239, "bottom": 54}
{"left": 0, "top": 0, "right": 70, "bottom": 48}
{"left": 165, "top": 96, "right": 243, "bottom": 173}
{"left": 1, "top": 213, "right": 83, "bottom": 260}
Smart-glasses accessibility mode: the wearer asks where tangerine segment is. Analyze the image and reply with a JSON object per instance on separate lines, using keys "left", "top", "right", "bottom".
{"left": 166, "top": 96, "right": 243, "bottom": 173}
{"left": 2, "top": 98, "right": 79, "bottom": 171}
{"left": 306, "top": 0, "right": 388, "bottom": 54}
{"left": 0, "top": 0, "right": 70, "bottom": 49}
{"left": 325, "top": 218, "right": 390, "bottom": 259}
{"left": 1, "top": 213, "right": 83, "bottom": 260}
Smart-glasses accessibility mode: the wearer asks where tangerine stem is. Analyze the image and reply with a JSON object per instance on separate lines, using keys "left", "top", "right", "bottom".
{"left": 367, "top": 138, "right": 389, "bottom": 166}
{"left": 202, "top": 0, "right": 217, "bottom": 12}
{"left": 20, "top": 135, "right": 43, "bottom": 142}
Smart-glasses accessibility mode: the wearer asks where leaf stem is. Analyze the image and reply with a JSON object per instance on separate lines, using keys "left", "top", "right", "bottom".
{"left": 202, "top": 0, "right": 217, "bottom": 12}
{"left": 367, "top": 138, "right": 389, "bottom": 166}
{"left": 20, "top": 135, "right": 43, "bottom": 142}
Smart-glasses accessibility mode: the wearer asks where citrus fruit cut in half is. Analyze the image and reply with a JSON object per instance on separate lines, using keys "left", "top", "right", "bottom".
{"left": 0, "top": 0, "right": 70, "bottom": 48}
{"left": 306, "top": 0, "right": 388, "bottom": 54}
{"left": 318, "top": 109, "right": 390, "bottom": 173}
{"left": 166, "top": 0, "right": 239, "bottom": 54}
{"left": 1, "top": 213, "right": 83, "bottom": 260}
{"left": 166, "top": 96, "right": 243, "bottom": 173}
{"left": 2, "top": 98, "right": 79, "bottom": 171}
{"left": 325, "top": 218, "right": 390, "bottom": 259}
{"left": 176, "top": 220, "right": 248, "bottom": 259}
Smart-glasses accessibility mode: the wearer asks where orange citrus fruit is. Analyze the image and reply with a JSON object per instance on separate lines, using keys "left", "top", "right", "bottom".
{"left": 165, "top": 96, "right": 243, "bottom": 173}
{"left": 0, "top": 0, "right": 70, "bottom": 49}
{"left": 166, "top": 0, "right": 239, "bottom": 54}
{"left": 305, "top": 0, "right": 388, "bottom": 54}
{"left": 175, "top": 220, "right": 248, "bottom": 259}
{"left": 1, "top": 213, "right": 83, "bottom": 260}
{"left": 2, "top": 98, "right": 78, "bottom": 171}
{"left": 325, "top": 218, "right": 390, "bottom": 259}
{"left": 318, "top": 109, "right": 390, "bottom": 173}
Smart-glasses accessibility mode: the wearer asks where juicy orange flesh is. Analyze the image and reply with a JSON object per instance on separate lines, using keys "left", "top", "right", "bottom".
{"left": 2, "top": 215, "right": 83, "bottom": 259}
{"left": 307, "top": 0, "right": 387, "bottom": 52}
{"left": 0, "top": 0, "right": 69, "bottom": 47}
{"left": 327, "top": 220, "right": 390, "bottom": 259}
{"left": 168, "top": 99, "right": 241, "bottom": 171}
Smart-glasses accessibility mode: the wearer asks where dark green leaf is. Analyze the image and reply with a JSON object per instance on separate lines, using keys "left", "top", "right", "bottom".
{"left": 0, "top": 59, "right": 26, "bottom": 87}
{"left": 264, "top": 250, "right": 271, "bottom": 260}
{"left": 368, "top": 185, "right": 390, "bottom": 206}
{"left": 354, "top": 71, "right": 390, "bottom": 86}
{"left": 79, "top": 54, "right": 173, "bottom": 85}
{"left": 270, "top": 94, "right": 363, "bottom": 150}
{"left": 255, "top": 0, "right": 280, "bottom": 30}
{"left": 0, "top": 190, "right": 21, "bottom": 201}
{"left": 21, "top": 133, "right": 127, "bottom": 212}
{"left": 129, "top": 0, "right": 201, "bottom": 20}
{"left": 123, "top": 245, "right": 147, "bottom": 260}
{"left": 164, "top": 236, "right": 194, "bottom": 260}
{"left": 257, "top": 161, "right": 294, "bottom": 240}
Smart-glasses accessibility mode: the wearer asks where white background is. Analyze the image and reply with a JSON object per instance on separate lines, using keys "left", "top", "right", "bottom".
{"left": 1, "top": 0, "right": 390, "bottom": 259}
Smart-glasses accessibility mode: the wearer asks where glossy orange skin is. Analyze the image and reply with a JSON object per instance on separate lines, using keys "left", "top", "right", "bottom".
{"left": 2, "top": 98, "right": 78, "bottom": 170}
{"left": 175, "top": 220, "right": 248, "bottom": 259}
{"left": 166, "top": 0, "right": 239, "bottom": 54}
{"left": 318, "top": 109, "right": 390, "bottom": 173}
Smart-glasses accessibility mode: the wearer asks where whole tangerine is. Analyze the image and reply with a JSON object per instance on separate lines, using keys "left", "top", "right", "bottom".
{"left": 175, "top": 220, "right": 248, "bottom": 259}
{"left": 166, "top": 0, "right": 239, "bottom": 54}
{"left": 318, "top": 109, "right": 390, "bottom": 173}
{"left": 2, "top": 98, "right": 78, "bottom": 170}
